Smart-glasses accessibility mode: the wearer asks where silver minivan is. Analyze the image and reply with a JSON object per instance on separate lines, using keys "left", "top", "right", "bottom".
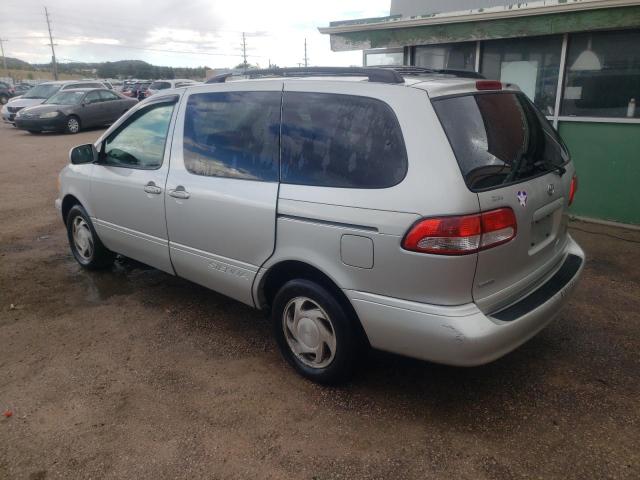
{"left": 56, "top": 67, "right": 585, "bottom": 383}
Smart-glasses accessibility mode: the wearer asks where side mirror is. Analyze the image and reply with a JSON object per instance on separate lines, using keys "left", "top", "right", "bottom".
{"left": 69, "top": 144, "right": 97, "bottom": 165}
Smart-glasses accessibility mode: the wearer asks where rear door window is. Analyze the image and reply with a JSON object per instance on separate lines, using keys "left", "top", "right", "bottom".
{"left": 432, "top": 92, "right": 569, "bottom": 191}
{"left": 281, "top": 92, "right": 407, "bottom": 188}
{"left": 183, "top": 91, "right": 281, "bottom": 181}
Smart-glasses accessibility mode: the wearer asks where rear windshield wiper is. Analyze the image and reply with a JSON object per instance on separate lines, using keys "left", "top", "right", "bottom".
{"left": 535, "top": 160, "right": 566, "bottom": 177}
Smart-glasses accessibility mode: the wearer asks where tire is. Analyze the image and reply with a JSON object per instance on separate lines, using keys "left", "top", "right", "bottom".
{"left": 272, "top": 279, "right": 359, "bottom": 384}
{"left": 66, "top": 205, "right": 115, "bottom": 269}
{"left": 65, "top": 115, "right": 81, "bottom": 134}
{"left": 0, "top": 95, "right": 8, "bottom": 105}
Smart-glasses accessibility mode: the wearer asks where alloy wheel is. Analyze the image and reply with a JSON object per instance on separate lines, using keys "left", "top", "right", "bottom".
{"left": 282, "top": 296, "right": 337, "bottom": 369}
{"left": 72, "top": 216, "right": 94, "bottom": 261}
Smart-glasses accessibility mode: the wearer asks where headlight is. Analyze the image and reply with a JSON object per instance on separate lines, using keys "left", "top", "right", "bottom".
{"left": 39, "top": 111, "right": 60, "bottom": 119}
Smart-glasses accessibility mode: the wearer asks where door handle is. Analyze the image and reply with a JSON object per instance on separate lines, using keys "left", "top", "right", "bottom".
{"left": 168, "top": 186, "right": 190, "bottom": 199}
{"left": 144, "top": 181, "right": 162, "bottom": 195}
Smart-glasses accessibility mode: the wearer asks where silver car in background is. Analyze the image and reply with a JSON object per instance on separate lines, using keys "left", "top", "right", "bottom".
{"left": 145, "top": 79, "right": 199, "bottom": 98}
{"left": 56, "top": 67, "right": 584, "bottom": 384}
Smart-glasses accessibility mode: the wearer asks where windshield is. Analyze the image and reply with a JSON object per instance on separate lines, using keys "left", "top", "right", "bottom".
{"left": 44, "top": 91, "right": 86, "bottom": 105}
{"left": 22, "top": 84, "right": 61, "bottom": 99}
{"left": 433, "top": 92, "right": 569, "bottom": 191}
{"left": 150, "top": 81, "right": 171, "bottom": 90}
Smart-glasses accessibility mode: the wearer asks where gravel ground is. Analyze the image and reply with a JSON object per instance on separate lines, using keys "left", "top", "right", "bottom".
{"left": 0, "top": 122, "right": 639, "bottom": 480}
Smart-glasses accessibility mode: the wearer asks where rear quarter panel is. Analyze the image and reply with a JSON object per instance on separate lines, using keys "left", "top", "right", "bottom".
{"left": 258, "top": 81, "right": 480, "bottom": 307}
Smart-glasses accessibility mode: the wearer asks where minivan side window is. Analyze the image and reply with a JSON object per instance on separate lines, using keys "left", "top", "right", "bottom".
{"left": 281, "top": 92, "right": 408, "bottom": 189}
{"left": 183, "top": 91, "right": 280, "bottom": 181}
{"left": 102, "top": 102, "right": 175, "bottom": 169}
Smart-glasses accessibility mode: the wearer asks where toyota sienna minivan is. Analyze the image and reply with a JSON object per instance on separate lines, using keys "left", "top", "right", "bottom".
{"left": 56, "top": 67, "right": 584, "bottom": 383}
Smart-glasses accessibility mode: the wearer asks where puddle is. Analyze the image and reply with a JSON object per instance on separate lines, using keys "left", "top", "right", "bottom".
{"left": 67, "top": 256, "right": 162, "bottom": 303}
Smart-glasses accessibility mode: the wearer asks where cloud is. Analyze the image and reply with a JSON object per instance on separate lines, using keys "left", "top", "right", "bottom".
{"left": 1, "top": 0, "right": 389, "bottom": 69}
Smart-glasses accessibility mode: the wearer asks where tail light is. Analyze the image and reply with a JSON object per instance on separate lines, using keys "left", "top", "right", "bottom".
{"left": 568, "top": 175, "right": 578, "bottom": 206}
{"left": 402, "top": 208, "right": 516, "bottom": 255}
{"left": 9, "top": 88, "right": 15, "bottom": 94}
{"left": 476, "top": 80, "right": 502, "bottom": 91}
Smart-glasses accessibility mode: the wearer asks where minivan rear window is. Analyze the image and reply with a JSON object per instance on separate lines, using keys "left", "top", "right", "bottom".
{"left": 432, "top": 92, "right": 569, "bottom": 191}
{"left": 281, "top": 92, "right": 407, "bottom": 189}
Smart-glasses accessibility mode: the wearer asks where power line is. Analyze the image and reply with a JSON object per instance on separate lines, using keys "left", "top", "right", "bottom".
{"left": 241, "top": 32, "right": 248, "bottom": 70}
{"left": 44, "top": 6, "right": 58, "bottom": 80}
{"left": 0, "top": 38, "right": 8, "bottom": 78}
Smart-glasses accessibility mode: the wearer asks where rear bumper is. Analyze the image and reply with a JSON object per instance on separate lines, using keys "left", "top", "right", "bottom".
{"left": 346, "top": 235, "right": 585, "bottom": 366}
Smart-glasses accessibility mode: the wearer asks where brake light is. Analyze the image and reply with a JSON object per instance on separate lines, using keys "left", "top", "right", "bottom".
{"left": 402, "top": 208, "right": 516, "bottom": 255}
{"left": 568, "top": 175, "right": 578, "bottom": 206}
{"left": 476, "top": 80, "right": 502, "bottom": 91}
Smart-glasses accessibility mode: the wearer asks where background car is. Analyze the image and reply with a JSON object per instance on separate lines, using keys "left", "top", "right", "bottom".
{"left": 14, "top": 83, "right": 34, "bottom": 96}
{"left": 0, "top": 81, "right": 16, "bottom": 105}
{"left": 14, "top": 88, "right": 137, "bottom": 134}
{"left": 145, "top": 79, "right": 199, "bottom": 97}
{"left": 131, "top": 81, "right": 152, "bottom": 100}
{"left": 1, "top": 80, "right": 113, "bottom": 124}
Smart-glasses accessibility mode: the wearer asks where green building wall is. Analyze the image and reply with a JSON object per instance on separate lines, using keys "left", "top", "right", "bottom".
{"left": 558, "top": 121, "right": 640, "bottom": 225}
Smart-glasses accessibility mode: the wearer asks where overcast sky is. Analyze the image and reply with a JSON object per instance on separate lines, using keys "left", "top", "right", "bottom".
{"left": 1, "top": 0, "right": 389, "bottom": 69}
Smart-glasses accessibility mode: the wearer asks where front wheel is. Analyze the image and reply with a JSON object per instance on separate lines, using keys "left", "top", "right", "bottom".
{"left": 272, "top": 279, "right": 359, "bottom": 384}
{"left": 65, "top": 115, "right": 81, "bottom": 134}
{"left": 66, "top": 205, "right": 115, "bottom": 269}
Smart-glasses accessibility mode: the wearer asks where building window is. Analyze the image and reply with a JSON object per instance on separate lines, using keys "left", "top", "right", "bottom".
{"left": 414, "top": 42, "right": 476, "bottom": 71}
{"left": 364, "top": 48, "right": 404, "bottom": 66}
{"left": 562, "top": 30, "right": 640, "bottom": 119}
{"left": 481, "top": 36, "right": 563, "bottom": 116}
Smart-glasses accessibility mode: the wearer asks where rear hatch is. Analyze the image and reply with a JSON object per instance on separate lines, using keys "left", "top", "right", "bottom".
{"left": 432, "top": 89, "right": 575, "bottom": 313}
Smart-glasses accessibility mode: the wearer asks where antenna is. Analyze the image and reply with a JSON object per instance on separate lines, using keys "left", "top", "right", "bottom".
{"left": 303, "top": 38, "right": 309, "bottom": 68}
{"left": 44, "top": 7, "right": 59, "bottom": 80}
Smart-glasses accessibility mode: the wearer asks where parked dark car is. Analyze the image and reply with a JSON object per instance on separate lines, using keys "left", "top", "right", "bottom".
{"left": 14, "top": 88, "right": 138, "bottom": 134}
{"left": 0, "top": 81, "right": 16, "bottom": 104}
{"left": 130, "top": 82, "right": 152, "bottom": 101}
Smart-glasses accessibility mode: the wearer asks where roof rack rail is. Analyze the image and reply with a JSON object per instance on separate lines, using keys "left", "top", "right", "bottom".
{"left": 379, "top": 65, "right": 485, "bottom": 79}
{"left": 205, "top": 67, "right": 404, "bottom": 84}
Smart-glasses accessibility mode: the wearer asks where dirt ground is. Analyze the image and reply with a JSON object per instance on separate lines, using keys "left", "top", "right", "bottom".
{"left": 0, "top": 122, "right": 639, "bottom": 480}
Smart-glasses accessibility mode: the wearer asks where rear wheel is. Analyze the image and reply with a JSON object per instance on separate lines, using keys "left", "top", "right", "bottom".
{"left": 272, "top": 279, "right": 358, "bottom": 384}
{"left": 66, "top": 205, "right": 115, "bottom": 269}
{"left": 0, "top": 95, "right": 8, "bottom": 105}
{"left": 65, "top": 115, "right": 81, "bottom": 134}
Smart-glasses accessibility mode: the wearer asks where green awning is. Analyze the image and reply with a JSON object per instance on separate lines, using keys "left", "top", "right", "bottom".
{"left": 321, "top": 4, "right": 640, "bottom": 51}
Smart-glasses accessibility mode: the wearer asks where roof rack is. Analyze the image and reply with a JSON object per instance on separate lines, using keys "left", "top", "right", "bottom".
{"left": 379, "top": 66, "right": 485, "bottom": 79}
{"left": 206, "top": 67, "right": 404, "bottom": 84}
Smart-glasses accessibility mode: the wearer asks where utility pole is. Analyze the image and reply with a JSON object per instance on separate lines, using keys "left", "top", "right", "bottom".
{"left": 44, "top": 7, "right": 58, "bottom": 80}
{"left": 304, "top": 38, "right": 309, "bottom": 68}
{"left": 0, "top": 38, "right": 8, "bottom": 80}
{"left": 241, "top": 32, "right": 248, "bottom": 71}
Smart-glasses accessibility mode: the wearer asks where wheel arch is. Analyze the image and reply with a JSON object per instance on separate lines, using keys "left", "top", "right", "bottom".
{"left": 61, "top": 194, "right": 83, "bottom": 224}
{"left": 256, "top": 259, "right": 370, "bottom": 345}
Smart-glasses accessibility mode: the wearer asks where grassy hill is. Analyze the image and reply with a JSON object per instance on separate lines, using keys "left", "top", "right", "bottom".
{"left": 3, "top": 56, "right": 207, "bottom": 80}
